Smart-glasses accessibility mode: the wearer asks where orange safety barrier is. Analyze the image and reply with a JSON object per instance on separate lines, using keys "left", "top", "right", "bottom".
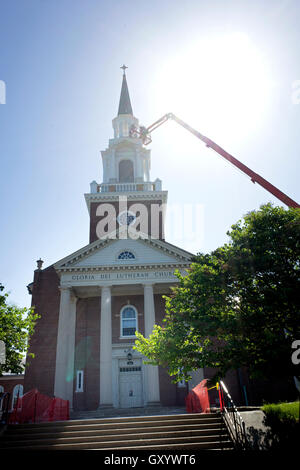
{"left": 9, "top": 389, "right": 69, "bottom": 424}
{"left": 185, "top": 379, "right": 210, "bottom": 413}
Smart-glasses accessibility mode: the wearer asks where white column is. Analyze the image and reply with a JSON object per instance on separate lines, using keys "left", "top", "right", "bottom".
{"left": 144, "top": 283, "right": 160, "bottom": 404}
{"left": 135, "top": 151, "right": 142, "bottom": 182}
{"left": 99, "top": 286, "right": 113, "bottom": 407}
{"left": 54, "top": 286, "right": 77, "bottom": 409}
{"left": 110, "top": 149, "right": 116, "bottom": 181}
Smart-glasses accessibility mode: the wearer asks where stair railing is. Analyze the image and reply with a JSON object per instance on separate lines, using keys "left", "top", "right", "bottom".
{"left": 218, "top": 380, "right": 248, "bottom": 450}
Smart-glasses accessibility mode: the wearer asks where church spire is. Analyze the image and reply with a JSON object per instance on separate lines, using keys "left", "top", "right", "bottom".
{"left": 118, "top": 65, "right": 133, "bottom": 115}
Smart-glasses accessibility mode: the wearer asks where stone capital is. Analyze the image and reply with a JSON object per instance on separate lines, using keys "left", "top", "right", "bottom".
{"left": 100, "top": 285, "right": 112, "bottom": 296}
{"left": 59, "top": 285, "right": 71, "bottom": 292}
{"left": 143, "top": 282, "right": 154, "bottom": 288}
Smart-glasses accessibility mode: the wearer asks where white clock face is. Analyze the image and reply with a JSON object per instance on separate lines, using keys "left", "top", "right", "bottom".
{"left": 117, "top": 210, "right": 136, "bottom": 226}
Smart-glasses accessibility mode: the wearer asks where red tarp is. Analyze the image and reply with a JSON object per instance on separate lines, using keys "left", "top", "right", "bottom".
{"left": 9, "top": 389, "right": 69, "bottom": 424}
{"left": 185, "top": 379, "right": 210, "bottom": 413}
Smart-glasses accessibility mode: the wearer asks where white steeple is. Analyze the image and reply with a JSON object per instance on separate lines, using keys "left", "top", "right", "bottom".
{"left": 101, "top": 66, "right": 152, "bottom": 186}
{"left": 112, "top": 65, "right": 139, "bottom": 140}
{"left": 85, "top": 67, "right": 168, "bottom": 242}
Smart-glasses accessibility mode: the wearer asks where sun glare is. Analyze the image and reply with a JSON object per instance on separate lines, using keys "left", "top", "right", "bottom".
{"left": 154, "top": 33, "right": 273, "bottom": 144}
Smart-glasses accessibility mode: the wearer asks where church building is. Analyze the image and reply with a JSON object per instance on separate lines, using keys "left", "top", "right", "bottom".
{"left": 24, "top": 68, "right": 246, "bottom": 412}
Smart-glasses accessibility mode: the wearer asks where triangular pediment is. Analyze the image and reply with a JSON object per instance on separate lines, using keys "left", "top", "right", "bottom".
{"left": 54, "top": 235, "right": 193, "bottom": 272}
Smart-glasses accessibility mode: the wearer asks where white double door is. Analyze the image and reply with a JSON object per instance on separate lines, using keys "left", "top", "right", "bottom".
{"left": 119, "top": 359, "right": 143, "bottom": 408}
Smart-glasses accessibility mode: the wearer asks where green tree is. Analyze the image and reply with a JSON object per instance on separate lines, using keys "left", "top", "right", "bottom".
{"left": 134, "top": 204, "right": 300, "bottom": 384}
{"left": 0, "top": 284, "right": 40, "bottom": 375}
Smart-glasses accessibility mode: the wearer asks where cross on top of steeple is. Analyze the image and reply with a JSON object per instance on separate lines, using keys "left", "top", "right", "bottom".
{"left": 118, "top": 65, "right": 133, "bottom": 115}
{"left": 120, "top": 64, "right": 128, "bottom": 75}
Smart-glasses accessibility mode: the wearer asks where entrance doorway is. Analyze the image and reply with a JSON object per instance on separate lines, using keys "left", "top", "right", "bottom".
{"left": 119, "top": 359, "right": 143, "bottom": 408}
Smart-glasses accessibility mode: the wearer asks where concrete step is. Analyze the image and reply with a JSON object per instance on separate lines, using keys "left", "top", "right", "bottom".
{"left": 1, "top": 434, "right": 232, "bottom": 451}
{"left": 3, "top": 422, "right": 223, "bottom": 441}
{"left": 87, "top": 441, "right": 234, "bottom": 451}
{"left": 2, "top": 428, "right": 229, "bottom": 448}
{"left": 8, "top": 413, "right": 216, "bottom": 423}
{"left": 6, "top": 413, "right": 221, "bottom": 433}
{"left": 69, "top": 406, "right": 187, "bottom": 420}
{"left": 0, "top": 413, "right": 232, "bottom": 451}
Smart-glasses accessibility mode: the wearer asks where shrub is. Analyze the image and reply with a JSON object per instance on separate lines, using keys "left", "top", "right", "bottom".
{"left": 261, "top": 401, "right": 299, "bottom": 423}
{"left": 259, "top": 401, "right": 299, "bottom": 450}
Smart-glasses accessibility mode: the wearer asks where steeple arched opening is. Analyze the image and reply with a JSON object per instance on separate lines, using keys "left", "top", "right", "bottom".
{"left": 119, "top": 159, "right": 134, "bottom": 182}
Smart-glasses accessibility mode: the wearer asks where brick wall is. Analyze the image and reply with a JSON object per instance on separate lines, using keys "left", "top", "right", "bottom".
{"left": 154, "top": 294, "right": 186, "bottom": 406}
{"left": 73, "top": 297, "right": 100, "bottom": 411}
{"left": 23, "top": 266, "right": 60, "bottom": 397}
{"left": 89, "top": 199, "right": 165, "bottom": 243}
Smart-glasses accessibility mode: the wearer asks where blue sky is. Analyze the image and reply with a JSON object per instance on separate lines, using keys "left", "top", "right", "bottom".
{"left": 0, "top": 0, "right": 299, "bottom": 308}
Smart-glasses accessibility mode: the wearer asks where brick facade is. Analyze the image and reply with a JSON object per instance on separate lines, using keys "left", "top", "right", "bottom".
{"left": 89, "top": 199, "right": 166, "bottom": 244}
{"left": 24, "top": 266, "right": 60, "bottom": 397}
{"left": 25, "top": 273, "right": 185, "bottom": 410}
{"left": 25, "top": 261, "right": 266, "bottom": 409}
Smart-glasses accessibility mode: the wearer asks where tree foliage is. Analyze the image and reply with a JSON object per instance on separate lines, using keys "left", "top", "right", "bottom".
{"left": 134, "top": 204, "right": 300, "bottom": 383}
{"left": 0, "top": 284, "right": 40, "bottom": 376}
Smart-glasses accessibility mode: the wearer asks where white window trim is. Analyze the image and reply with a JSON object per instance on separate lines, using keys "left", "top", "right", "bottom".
{"left": 76, "top": 370, "right": 84, "bottom": 393}
{"left": 177, "top": 379, "right": 187, "bottom": 388}
{"left": 12, "top": 384, "right": 23, "bottom": 410}
{"left": 120, "top": 305, "right": 138, "bottom": 339}
{"left": 177, "top": 368, "right": 187, "bottom": 388}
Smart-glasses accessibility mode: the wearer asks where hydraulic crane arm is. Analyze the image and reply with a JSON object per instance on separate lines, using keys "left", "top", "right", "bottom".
{"left": 133, "top": 113, "right": 299, "bottom": 209}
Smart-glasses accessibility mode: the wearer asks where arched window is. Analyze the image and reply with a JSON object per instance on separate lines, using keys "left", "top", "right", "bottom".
{"left": 119, "top": 159, "right": 134, "bottom": 182}
{"left": 118, "top": 251, "right": 135, "bottom": 260}
{"left": 120, "top": 306, "right": 138, "bottom": 337}
{"left": 12, "top": 384, "right": 23, "bottom": 410}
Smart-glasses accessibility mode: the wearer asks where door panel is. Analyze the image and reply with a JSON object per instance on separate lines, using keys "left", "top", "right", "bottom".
{"left": 119, "top": 361, "right": 143, "bottom": 408}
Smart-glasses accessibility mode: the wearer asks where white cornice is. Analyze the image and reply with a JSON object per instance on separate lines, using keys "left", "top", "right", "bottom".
{"left": 56, "top": 262, "right": 191, "bottom": 274}
{"left": 54, "top": 235, "right": 193, "bottom": 273}
{"left": 84, "top": 190, "right": 168, "bottom": 213}
{"left": 54, "top": 237, "right": 113, "bottom": 270}
{"left": 103, "top": 137, "right": 147, "bottom": 152}
{"left": 85, "top": 190, "right": 168, "bottom": 201}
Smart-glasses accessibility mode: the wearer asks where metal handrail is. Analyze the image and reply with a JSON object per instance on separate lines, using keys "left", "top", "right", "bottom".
{"left": 0, "top": 392, "right": 11, "bottom": 424}
{"left": 219, "top": 380, "right": 248, "bottom": 450}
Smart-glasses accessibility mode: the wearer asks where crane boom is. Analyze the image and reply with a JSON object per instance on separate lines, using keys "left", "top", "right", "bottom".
{"left": 136, "top": 113, "right": 299, "bottom": 209}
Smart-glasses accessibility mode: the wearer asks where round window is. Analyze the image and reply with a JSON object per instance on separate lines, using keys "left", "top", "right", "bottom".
{"left": 117, "top": 210, "right": 136, "bottom": 226}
